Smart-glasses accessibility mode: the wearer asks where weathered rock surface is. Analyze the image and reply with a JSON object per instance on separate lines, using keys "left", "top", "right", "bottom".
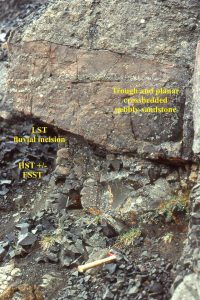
{"left": 193, "top": 41, "right": 200, "bottom": 155}
{"left": 0, "top": 0, "right": 51, "bottom": 119}
{"left": 172, "top": 273, "right": 200, "bottom": 300}
{"left": 1, "top": 1, "right": 200, "bottom": 299}
{"left": 170, "top": 37, "right": 200, "bottom": 300}
{"left": 7, "top": 0, "right": 200, "bottom": 160}
{"left": 0, "top": 261, "right": 20, "bottom": 294}
{"left": 0, "top": 61, "right": 10, "bottom": 118}
{"left": 45, "top": 139, "right": 194, "bottom": 217}
{"left": 171, "top": 170, "right": 200, "bottom": 300}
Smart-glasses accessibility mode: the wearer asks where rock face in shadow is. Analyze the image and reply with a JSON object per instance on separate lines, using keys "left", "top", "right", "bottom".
{"left": 7, "top": 0, "right": 199, "bottom": 160}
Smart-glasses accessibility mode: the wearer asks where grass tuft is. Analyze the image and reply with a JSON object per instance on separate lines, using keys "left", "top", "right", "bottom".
{"left": 39, "top": 235, "right": 58, "bottom": 251}
{"left": 156, "top": 192, "right": 189, "bottom": 222}
{"left": 114, "top": 227, "right": 141, "bottom": 248}
{"left": 161, "top": 232, "right": 174, "bottom": 244}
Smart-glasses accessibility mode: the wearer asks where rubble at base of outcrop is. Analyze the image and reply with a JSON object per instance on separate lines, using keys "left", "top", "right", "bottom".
{"left": 0, "top": 205, "right": 188, "bottom": 300}
{"left": 46, "top": 141, "right": 197, "bottom": 219}
{"left": 0, "top": 116, "right": 192, "bottom": 300}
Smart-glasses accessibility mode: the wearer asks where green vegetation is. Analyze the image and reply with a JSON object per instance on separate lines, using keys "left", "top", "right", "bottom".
{"left": 39, "top": 234, "right": 58, "bottom": 250}
{"left": 156, "top": 192, "right": 189, "bottom": 222}
{"left": 161, "top": 232, "right": 174, "bottom": 244}
{"left": 39, "top": 227, "right": 62, "bottom": 251}
{"left": 114, "top": 227, "right": 141, "bottom": 248}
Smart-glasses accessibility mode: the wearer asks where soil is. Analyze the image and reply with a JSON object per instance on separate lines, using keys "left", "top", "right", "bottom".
{"left": 0, "top": 199, "right": 188, "bottom": 299}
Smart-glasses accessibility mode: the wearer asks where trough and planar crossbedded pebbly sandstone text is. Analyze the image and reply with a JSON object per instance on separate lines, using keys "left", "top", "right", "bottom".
{"left": 113, "top": 86, "right": 179, "bottom": 114}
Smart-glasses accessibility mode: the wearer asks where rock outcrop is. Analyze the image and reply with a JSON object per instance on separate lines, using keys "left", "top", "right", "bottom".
{"left": 45, "top": 138, "right": 193, "bottom": 217}
{"left": 2, "top": 1, "right": 200, "bottom": 298}
{"left": 171, "top": 40, "right": 200, "bottom": 300}
{"left": 7, "top": 0, "right": 199, "bottom": 160}
{"left": 193, "top": 42, "right": 200, "bottom": 155}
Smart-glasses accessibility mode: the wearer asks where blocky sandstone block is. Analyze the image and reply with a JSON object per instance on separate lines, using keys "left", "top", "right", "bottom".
{"left": 7, "top": 0, "right": 196, "bottom": 159}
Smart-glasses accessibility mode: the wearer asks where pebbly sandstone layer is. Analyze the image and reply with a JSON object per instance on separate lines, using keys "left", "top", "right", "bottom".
{"left": 7, "top": 0, "right": 199, "bottom": 160}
